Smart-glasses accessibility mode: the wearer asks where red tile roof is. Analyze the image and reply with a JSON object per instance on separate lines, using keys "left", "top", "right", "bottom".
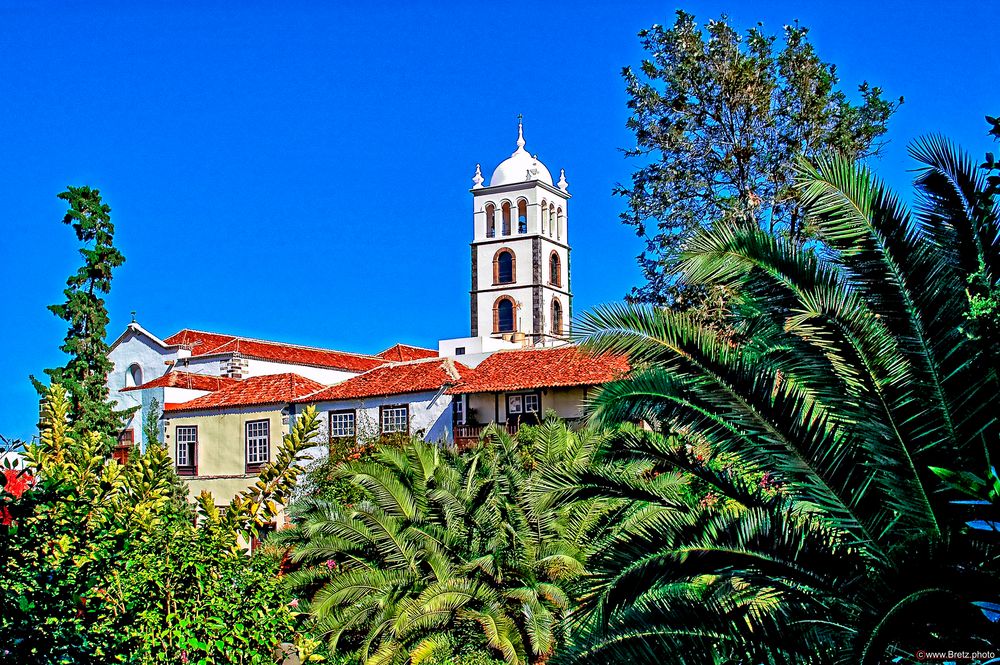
{"left": 163, "top": 329, "right": 384, "bottom": 373}
{"left": 121, "top": 371, "right": 240, "bottom": 393}
{"left": 446, "top": 346, "right": 630, "bottom": 395}
{"left": 376, "top": 343, "right": 439, "bottom": 362}
{"left": 165, "top": 373, "right": 326, "bottom": 412}
{"left": 300, "top": 358, "right": 468, "bottom": 402}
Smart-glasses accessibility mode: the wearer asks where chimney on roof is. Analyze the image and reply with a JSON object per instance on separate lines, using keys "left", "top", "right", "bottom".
{"left": 221, "top": 355, "right": 249, "bottom": 379}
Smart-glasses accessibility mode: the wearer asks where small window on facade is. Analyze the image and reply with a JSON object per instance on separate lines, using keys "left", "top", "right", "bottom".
{"left": 495, "top": 297, "right": 515, "bottom": 333}
{"left": 485, "top": 203, "right": 496, "bottom": 238}
{"left": 452, "top": 396, "right": 465, "bottom": 424}
{"left": 540, "top": 200, "right": 547, "bottom": 234}
{"left": 329, "top": 411, "right": 356, "bottom": 439}
{"left": 507, "top": 392, "right": 541, "bottom": 416}
{"left": 549, "top": 252, "right": 561, "bottom": 287}
{"left": 246, "top": 420, "right": 270, "bottom": 472}
{"left": 552, "top": 299, "right": 564, "bottom": 336}
{"left": 455, "top": 346, "right": 466, "bottom": 355}
{"left": 381, "top": 405, "right": 408, "bottom": 434}
{"left": 175, "top": 425, "right": 197, "bottom": 475}
{"left": 497, "top": 250, "right": 514, "bottom": 284}
{"left": 549, "top": 203, "right": 556, "bottom": 237}
{"left": 501, "top": 201, "right": 512, "bottom": 236}
{"left": 517, "top": 199, "right": 528, "bottom": 234}
{"left": 557, "top": 207, "right": 564, "bottom": 241}
{"left": 125, "top": 363, "right": 142, "bottom": 388}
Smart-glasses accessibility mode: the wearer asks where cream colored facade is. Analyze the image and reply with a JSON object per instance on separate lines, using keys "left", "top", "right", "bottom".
{"left": 163, "top": 404, "right": 288, "bottom": 520}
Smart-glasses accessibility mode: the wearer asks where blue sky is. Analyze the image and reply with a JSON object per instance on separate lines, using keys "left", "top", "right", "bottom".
{"left": 1, "top": 1, "right": 997, "bottom": 441}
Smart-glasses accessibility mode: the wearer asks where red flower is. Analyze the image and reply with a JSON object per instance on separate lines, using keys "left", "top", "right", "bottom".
{"left": 1, "top": 468, "right": 34, "bottom": 526}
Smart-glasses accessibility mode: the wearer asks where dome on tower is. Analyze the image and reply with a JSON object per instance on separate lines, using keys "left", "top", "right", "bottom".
{"left": 489, "top": 121, "right": 553, "bottom": 187}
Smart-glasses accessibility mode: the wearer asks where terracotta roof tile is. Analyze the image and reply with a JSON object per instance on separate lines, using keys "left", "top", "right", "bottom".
{"left": 446, "top": 346, "right": 629, "bottom": 395}
{"left": 375, "top": 343, "right": 439, "bottom": 362}
{"left": 163, "top": 329, "right": 384, "bottom": 372}
{"left": 121, "top": 371, "right": 240, "bottom": 392}
{"left": 300, "top": 358, "right": 468, "bottom": 402}
{"left": 165, "top": 373, "right": 326, "bottom": 412}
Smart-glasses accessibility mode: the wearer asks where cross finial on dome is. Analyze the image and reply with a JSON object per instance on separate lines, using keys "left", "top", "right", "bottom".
{"left": 472, "top": 163, "right": 484, "bottom": 189}
{"left": 516, "top": 114, "right": 525, "bottom": 151}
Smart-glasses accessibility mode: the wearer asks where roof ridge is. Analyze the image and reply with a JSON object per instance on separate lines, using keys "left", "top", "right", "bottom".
{"left": 170, "top": 328, "right": 382, "bottom": 360}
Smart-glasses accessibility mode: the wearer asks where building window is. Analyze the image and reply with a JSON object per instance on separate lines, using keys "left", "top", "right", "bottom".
{"left": 113, "top": 428, "right": 134, "bottom": 464}
{"left": 540, "top": 199, "right": 547, "bottom": 234}
{"left": 329, "top": 410, "right": 356, "bottom": 439}
{"left": 517, "top": 199, "right": 528, "bottom": 234}
{"left": 549, "top": 203, "right": 555, "bottom": 237}
{"left": 485, "top": 203, "right": 496, "bottom": 238}
{"left": 452, "top": 396, "right": 465, "bottom": 425}
{"left": 494, "top": 296, "right": 515, "bottom": 333}
{"left": 175, "top": 425, "right": 197, "bottom": 476}
{"left": 245, "top": 419, "right": 270, "bottom": 473}
{"left": 501, "top": 201, "right": 512, "bottom": 236}
{"left": 557, "top": 207, "right": 564, "bottom": 241}
{"left": 494, "top": 248, "right": 515, "bottom": 284}
{"left": 125, "top": 363, "right": 142, "bottom": 388}
{"left": 455, "top": 346, "right": 466, "bottom": 355}
{"left": 551, "top": 298, "right": 564, "bottom": 336}
{"left": 507, "top": 392, "right": 541, "bottom": 415}
{"left": 381, "top": 405, "right": 409, "bottom": 434}
{"left": 549, "top": 251, "right": 561, "bottom": 287}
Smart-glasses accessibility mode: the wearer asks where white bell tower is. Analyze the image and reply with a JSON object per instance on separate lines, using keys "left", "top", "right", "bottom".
{"left": 469, "top": 119, "right": 571, "bottom": 346}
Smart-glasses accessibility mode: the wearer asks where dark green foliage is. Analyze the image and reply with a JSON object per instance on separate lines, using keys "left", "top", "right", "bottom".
{"left": 563, "top": 137, "right": 1000, "bottom": 662}
{"left": 31, "top": 185, "right": 129, "bottom": 442}
{"left": 0, "top": 387, "right": 321, "bottom": 664}
{"left": 281, "top": 417, "right": 612, "bottom": 665}
{"left": 619, "top": 11, "right": 900, "bottom": 306}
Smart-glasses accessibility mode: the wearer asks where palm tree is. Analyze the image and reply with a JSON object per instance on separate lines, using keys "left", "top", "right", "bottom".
{"left": 556, "top": 139, "right": 1000, "bottom": 663}
{"left": 280, "top": 417, "right": 612, "bottom": 665}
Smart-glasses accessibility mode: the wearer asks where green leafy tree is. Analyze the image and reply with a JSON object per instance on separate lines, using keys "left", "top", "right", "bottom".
{"left": 619, "top": 11, "right": 901, "bottom": 306}
{"left": 280, "top": 417, "right": 612, "bottom": 665}
{"left": 560, "top": 138, "right": 999, "bottom": 662}
{"left": 31, "top": 186, "right": 128, "bottom": 440}
{"left": 0, "top": 385, "right": 323, "bottom": 664}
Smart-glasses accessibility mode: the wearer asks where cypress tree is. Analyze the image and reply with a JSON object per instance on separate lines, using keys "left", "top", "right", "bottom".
{"left": 32, "top": 186, "right": 128, "bottom": 441}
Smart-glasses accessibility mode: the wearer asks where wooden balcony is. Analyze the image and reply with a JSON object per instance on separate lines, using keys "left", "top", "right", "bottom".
{"left": 453, "top": 421, "right": 519, "bottom": 450}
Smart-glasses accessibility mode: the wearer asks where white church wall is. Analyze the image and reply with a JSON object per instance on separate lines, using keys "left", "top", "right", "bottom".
{"left": 242, "top": 358, "right": 356, "bottom": 385}
{"left": 108, "top": 329, "right": 178, "bottom": 446}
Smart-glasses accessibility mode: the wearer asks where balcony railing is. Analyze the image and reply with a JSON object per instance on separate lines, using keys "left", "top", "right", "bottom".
{"left": 454, "top": 421, "right": 519, "bottom": 449}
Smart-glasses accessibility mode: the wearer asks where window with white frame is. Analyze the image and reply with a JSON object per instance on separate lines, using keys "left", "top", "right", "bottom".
{"left": 381, "top": 405, "right": 408, "bottom": 434}
{"left": 452, "top": 396, "right": 465, "bottom": 424}
{"left": 245, "top": 420, "right": 270, "bottom": 470}
{"left": 507, "top": 392, "right": 541, "bottom": 415}
{"left": 330, "top": 411, "right": 356, "bottom": 438}
{"left": 175, "top": 426, "right": 197, "bottom": 474}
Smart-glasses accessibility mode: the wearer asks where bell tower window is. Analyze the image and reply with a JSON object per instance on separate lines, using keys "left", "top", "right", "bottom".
{"left": 494, "top": 296, "right": 516, "bottom": 333}
{"left": 517, "top": 199, "right": 528, "bottom": 234}
{"left": 551, "top": 298, "right": 564, "bottom": 336}
{"left": 493, "top": 248, "right": 515, "bottom": 284}
{"left": 501, "top": 201, "right": 512, "bottom": 236}
{"left": 549, "top": 203, "right": 555, "bottom": 237}
{"left": 557, "top": 207, "right": 564, "bottom": 241}
{"left": 549, "top": 251, "right": 561, "bottom": 287}
{"left": 485, "top": 203, "right": 496, "bottom": 238}
{"left": 540, "top": 199, "right": 547, "bottom": 234}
